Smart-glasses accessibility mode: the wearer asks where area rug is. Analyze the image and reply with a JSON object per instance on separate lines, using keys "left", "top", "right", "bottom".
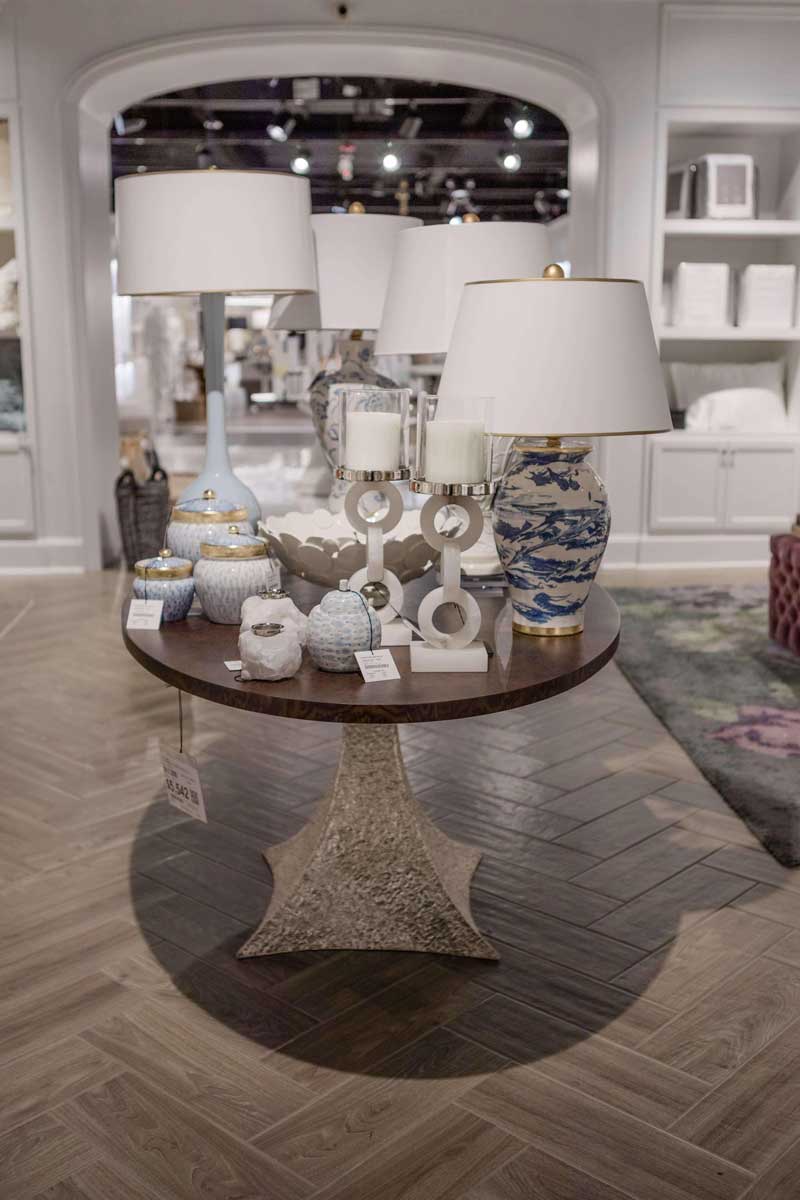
{"left": 610, "top": 585, "right": 800, "bottom": 865}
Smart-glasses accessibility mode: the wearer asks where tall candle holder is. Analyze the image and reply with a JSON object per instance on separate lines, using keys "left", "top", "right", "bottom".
{"left": 334, "top": 386, "right": 413, "bottom": 646}
{"left": 410, "top": 395, "right": 494, "bottom": 672}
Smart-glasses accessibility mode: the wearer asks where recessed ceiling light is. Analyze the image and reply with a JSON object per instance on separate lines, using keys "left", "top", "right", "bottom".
{"left": 203, "top": 117, "right": 224, "bottom": 132}
{"left": 498, "top": 149, "right": 522, "bottom": 172}
{"left": 267, "top": 115, "right": 297, "bottom": 143}
{"left": 381, "top": 147, "right": 401, "bottom": 172}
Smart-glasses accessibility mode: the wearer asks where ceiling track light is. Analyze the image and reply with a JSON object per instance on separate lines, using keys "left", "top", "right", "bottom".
{"left": 267, "top": 114, "right": 297, "bottom": 143}
{"left": 203, "top": 115, "right": 224, "bottom": 132}
{"left": 381, "top": 144, "right": 401, "bottom": 173}
{"left": 290, "top": 147, "right": 312, "bottom": 175}
{"left": 498, "top": 148, "right": 522, "bottom": 173}
{"left": 506, "top": 109, "right": 535, "bottom": 140}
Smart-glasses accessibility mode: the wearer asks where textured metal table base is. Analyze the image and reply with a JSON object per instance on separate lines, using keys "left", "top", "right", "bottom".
{"left": 237, "top": 724, "right": 498, "bottom": 960}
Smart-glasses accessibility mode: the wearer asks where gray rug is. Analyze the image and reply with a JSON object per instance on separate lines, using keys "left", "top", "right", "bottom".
{"left": 611, "top": 585, "right": 800, "bottom": 866}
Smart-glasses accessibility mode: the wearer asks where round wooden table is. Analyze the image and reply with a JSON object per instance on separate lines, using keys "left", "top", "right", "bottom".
{"left": 124, "top": 581, "right": 619, "bottom": 961}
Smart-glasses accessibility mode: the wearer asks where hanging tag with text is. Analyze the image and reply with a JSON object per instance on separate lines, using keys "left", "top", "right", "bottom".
{"left": 355, "top": 648, "right": 401, "bottom": 683}
{"left": 126, "top": 599, "right": 163, "bottom": 630}
{"left": 161, "top": 745, "right": 207, "bottom": 822}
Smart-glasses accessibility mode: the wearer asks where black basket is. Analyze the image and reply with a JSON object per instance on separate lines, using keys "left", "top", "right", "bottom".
{"left": 115, "top": 459, "right": 171, "bottom": 569}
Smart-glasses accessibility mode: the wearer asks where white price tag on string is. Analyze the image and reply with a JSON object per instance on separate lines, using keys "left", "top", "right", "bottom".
{"left": 354, "top": 648, "right": 401, "bottom": 683}
{"left": 161, "top": 745, "right": 207, "bottom": 822}
{"left": 224, "top": 660, "right": 243, "bottom": 672}
{"left": 126, "top": 599, "right": 163, "bottom": 630}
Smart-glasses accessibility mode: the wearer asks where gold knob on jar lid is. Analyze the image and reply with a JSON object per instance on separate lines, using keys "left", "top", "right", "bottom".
{"left": 543, "top": 263, "right": 566, "bottom": 279}
{"left": 463, "top": 212, "right": 480, "bottom": 223}
{"left": 158, "top": 547, "right": 171, "bottom": 558}
{"left": 202, "top": 488, "right": 216, "bottom": 499}
{"left": 348, "top": 201, "right": 366, "bottom": 214}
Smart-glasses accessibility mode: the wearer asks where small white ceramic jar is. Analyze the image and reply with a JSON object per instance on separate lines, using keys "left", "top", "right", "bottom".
{"left": 166, "top": 489, "right": 254, "bottom": 563}
{"left": 239, "top": 622, "right": 303, "bottom": 681}
{"left": 308, "top": 580, "right": 382, "bottom": 672}
{"left": 194, "top": 526, "right": 280, "bottom": 624}
{"left": 240, "top": 587, "right": 308, "bottom": 645}
{"left": 132, "top": 548, "right": 194, "bottom": 621}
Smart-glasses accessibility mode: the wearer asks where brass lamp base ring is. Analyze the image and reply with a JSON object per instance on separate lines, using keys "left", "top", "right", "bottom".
{"left": 512, "top": 621, "right": 584, "bottom": 637}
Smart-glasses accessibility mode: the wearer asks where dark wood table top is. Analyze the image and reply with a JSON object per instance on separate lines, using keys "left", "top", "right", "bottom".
{"left": 123, "top": 577, "right": 619, "bottom": 725}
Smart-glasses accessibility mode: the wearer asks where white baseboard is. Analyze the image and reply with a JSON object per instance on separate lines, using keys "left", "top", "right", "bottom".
{"left": 0, "top": 536, "right": 86, "bottom": 573}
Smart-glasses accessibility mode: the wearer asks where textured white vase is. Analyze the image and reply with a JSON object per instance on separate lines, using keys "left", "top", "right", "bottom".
{"left": 239, "top": 626, "right": 303, "bottom": 681}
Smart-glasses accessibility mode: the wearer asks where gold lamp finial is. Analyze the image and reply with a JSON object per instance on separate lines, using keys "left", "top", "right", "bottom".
{"left": 348, "top": 201, "right": 366, "bottom": 214}
{"left": 463, "top": 212, "right": 480, "bottom": 224}
{"left": 202, "top": 488, "right": 216, "bottom": 500}
{"left": 543, "top": 263, "right": 566, "bottom": 279}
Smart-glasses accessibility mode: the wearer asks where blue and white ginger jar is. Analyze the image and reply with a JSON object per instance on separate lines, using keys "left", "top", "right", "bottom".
{"left": 132, "top": 548, "right": 194, "bottom": 622}
{"left": 166, "top": 488, "right": 254, "bottom": 563}
{"left": 308, "top": 580, "right": 382, "bottom": 672}
{"left": 194, "top": 526, "right": 280, "bottom": 625}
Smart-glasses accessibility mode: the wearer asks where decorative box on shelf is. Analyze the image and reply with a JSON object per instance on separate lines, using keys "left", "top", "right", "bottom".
{"left": 737, "top": 265, "right": 797, "bottom": 329}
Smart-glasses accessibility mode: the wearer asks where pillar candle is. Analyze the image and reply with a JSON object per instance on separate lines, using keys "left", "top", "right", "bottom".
{"left": 425, "top": 419, "right": 486, "bottom": 484}
{"left": 345, "top": 411, "right": 402, "bottom": 471}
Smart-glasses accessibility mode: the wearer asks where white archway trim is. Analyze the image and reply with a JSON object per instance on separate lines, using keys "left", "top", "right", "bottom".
{"left": 63, "top": 25, "right": 607, "bottom": 567}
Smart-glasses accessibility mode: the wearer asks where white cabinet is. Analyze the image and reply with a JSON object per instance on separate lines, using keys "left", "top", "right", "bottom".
{"left": 649, "top": 438, "right": 800, "bottom": 534}
{"left": 0, "top": 433, "right": 34, "bottom": 534}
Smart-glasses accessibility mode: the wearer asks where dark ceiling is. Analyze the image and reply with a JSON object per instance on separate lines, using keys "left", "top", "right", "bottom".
{"left": 111, "top": 75, "right": 570, "bottom": 224}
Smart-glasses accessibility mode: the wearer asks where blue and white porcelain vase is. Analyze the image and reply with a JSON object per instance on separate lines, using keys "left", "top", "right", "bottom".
{"left": 309, "top": 338, "right": 399, "bottom": 507}
{"left": 132, "top": 548, "right": 194, "bottom": 622}
{"left": 493, "top": 442, "right": 610, "bottom": 635}
{"left": 308, "top": 580, "right": 382, "bottom": 672}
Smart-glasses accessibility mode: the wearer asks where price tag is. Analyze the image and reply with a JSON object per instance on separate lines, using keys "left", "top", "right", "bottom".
{"left": 126, "top": 599, "right": 163, "bottom": 630}
{"left": 224, "top": 660, "right": 243, "bottom": 672}
{"left": 355, "top": 648, "right": 401, "bottom": 683}
{"left": 161, "top": 745, "right": 207, "bottom": 823}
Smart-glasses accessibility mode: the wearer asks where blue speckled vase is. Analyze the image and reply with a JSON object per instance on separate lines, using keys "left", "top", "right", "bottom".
{"left": 132, "top": 550, "right": 194, "bottom": 622}
{"left": 492, "top": 443, "right": 610, "bottom": 636}
{"left": 308, "top": 582, "right": 382, "bottom": 672}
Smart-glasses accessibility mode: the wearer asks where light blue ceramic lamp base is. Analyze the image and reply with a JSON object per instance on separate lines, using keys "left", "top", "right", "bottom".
{"left": 492, "top": 442, "right": 611, "bottom": 636}
{"left": 177, "top": 293, "right": 261, "bottom": 527}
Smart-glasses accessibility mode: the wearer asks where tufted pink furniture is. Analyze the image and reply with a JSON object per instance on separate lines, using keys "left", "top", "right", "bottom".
{"left": 769, "top": 531, "right": 800, "bottom": 656}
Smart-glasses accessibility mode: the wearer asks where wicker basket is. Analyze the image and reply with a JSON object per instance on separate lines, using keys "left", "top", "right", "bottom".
{"left": 115, "top": 463, "right": 172, "bottom": 569}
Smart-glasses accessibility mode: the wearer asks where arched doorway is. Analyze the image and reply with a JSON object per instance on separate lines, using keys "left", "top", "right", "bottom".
{"left": 64, "top": 27, "right": 606, "bottom": 565}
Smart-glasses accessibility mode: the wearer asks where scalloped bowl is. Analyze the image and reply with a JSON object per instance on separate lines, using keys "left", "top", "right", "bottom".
{"left": 259, "top": 508, "right": 438, "bottom": 588}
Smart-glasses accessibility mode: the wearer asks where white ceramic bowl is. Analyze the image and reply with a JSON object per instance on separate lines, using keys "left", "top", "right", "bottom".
{"left": 259, "top": 508, "right": 437, "bottom": 588}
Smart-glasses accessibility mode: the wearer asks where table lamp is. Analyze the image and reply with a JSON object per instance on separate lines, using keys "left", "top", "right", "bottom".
{"left": 437, "top": 265, "right": 672, "bottom": 636}
{"left": 115, "top": 169, "right": 317, "bottom": 526}
{"left": 375, "top": 219, "right": 552, "bottom": 356}
{"left": 268, "top": 208, "right": 421, "bottom": 502}
{"left": 375, "top": 218, "right": 552, "bottom": 576}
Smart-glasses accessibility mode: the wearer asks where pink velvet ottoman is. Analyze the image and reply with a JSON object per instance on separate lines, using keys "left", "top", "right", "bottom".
{"left": 770, "top": 532, "right": 800, "bottom": 656}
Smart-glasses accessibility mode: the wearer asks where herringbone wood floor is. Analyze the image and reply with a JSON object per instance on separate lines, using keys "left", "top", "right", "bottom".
{"left": 1, "top": 569, "right": 799, "bottom": 1199}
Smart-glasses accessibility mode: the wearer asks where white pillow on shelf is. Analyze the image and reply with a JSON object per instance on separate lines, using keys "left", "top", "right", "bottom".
{"left": 685, "top": 387, "right": 789, "bottom": 433}
{"left": 669, "top": 360, "right": 784, "bottom": 412}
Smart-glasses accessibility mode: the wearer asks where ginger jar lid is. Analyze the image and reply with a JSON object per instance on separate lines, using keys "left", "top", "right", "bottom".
{"left": 199, "top": 525, "right": 268, "bottom": 559}
{"left": 134, "top": 547, "right": 193, "bottom": 579}
{"left": 319, "top": 579, "right": 372, "bottom": 614}
{"left": 171, "top": 488, "right": 249, "bottom": 525}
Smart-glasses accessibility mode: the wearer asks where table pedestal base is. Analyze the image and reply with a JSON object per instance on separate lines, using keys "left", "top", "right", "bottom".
{"left": 237, "top": 724, "right": 498, "bottom": 960}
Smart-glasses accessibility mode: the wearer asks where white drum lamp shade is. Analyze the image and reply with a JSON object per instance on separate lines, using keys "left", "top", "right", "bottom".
{"left": 268, "top": 212, "right": 422, "bottom": 330}
{"left": 115, "top": 169, "right": 317, "bottom": 296}
{"left": 375, "top": 222, "right": 552, "bottom": 355}
{"left": 438, "top": 276, "right": 671, "bottom": 436}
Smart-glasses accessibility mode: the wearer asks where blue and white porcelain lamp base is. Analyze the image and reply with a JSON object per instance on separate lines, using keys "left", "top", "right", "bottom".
{"left": 492, "top": 439, "right": 611, "bottom": 637}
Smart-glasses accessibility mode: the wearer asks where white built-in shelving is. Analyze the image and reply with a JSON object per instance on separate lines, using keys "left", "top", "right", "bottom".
{"left": 660, "top": 326, "right": 800, "bottom": 342}
{"left": 663, "top": 218, "right": 800, "bottom": 238}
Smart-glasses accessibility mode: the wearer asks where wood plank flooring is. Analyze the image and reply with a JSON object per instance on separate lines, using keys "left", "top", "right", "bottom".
{"left": 1, "top": 569, "right": 799, "bottom": 1198}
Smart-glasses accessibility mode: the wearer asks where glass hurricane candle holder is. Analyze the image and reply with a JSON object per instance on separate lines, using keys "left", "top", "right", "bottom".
{"left": 334, "top": 385, "right": 411, "bottom": 481}
{"left": 412, "top": 393, "right": 493, "bottom": 497}
{"left": 409, "top": 395, "right": 495, "bottom": 672}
